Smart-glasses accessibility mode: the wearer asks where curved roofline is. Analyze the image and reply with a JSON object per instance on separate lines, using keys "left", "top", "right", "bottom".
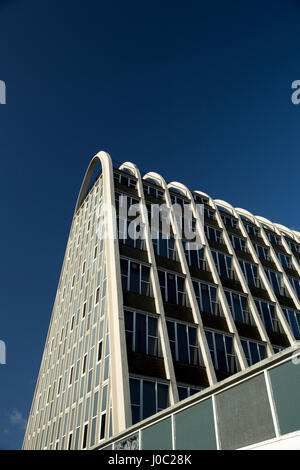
{"left": 75, "top": 152, "right": 298, "bottom": 243}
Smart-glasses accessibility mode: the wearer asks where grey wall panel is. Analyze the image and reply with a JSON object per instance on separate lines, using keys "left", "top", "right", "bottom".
{"left": 215, "top": 373, "right": 275, "bottom": 449}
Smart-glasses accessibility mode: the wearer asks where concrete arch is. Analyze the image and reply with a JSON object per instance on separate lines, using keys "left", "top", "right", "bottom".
{"left": 193, "top": 189, "right": 211, "bottom": 200}
{"left": 119, "top": 161, "right": 139, "bottom": 178}
{"left": 143, "top": 171, "right": 165, "bottom": 187}
{"left": 167, "top": 182, "right": 190, "bottom": 198}
{"left": 75, "top": 151, "right": 111, "bottom": 213}
{"left": 214, "top": 199, "right": 235, "bottom": 215}
{"left": 274, "top": 223, "right": 297, "bottom": 239}
{"left": 293, "top": 230, "right": 300, "bottom": 240}
{"left": 235, "top": 208, "right": 257, "bottom": 224}
{"left": 256, "top": 215, "right": 276, "bottom": 230}
{"left": 76, "top": 151, "right": 132, "bottom": 432}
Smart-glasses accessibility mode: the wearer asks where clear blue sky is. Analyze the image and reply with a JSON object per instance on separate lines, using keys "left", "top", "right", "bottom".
{"left": 0, "top": 0, "right": 300, "bottom": 449}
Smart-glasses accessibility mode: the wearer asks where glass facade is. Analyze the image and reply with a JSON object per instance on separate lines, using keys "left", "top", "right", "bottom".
{"left": 24, "top": 177, "right": 111, "bottom": 449}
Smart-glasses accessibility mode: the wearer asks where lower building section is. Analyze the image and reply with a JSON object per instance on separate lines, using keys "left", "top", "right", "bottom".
{"left": 96, "top": 346, "right": 300, "bottom": 450}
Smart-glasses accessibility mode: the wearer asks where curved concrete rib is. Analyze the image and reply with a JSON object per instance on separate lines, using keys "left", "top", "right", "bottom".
{"left": 76, "top": 151, "right": 132, "bottom": 433}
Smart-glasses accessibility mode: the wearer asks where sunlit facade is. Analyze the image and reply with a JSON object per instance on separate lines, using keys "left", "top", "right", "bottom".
{"left": 23, "top": 151, "right": 300, "bottom": 450}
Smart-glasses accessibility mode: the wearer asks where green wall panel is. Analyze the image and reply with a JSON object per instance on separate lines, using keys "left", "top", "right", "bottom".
{"left": 175, "top": 398, "right": 216, "bottom": 450}
{"left": 269, "top": 358, "right": 300, "bottom": 435}
{"left": 142, "top": 417, "right": 172, "bottom": 450}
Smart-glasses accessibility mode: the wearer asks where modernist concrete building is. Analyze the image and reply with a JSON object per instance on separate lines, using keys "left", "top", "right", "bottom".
{"left": 23, "top": 151, "right": 300, "bottom": 450}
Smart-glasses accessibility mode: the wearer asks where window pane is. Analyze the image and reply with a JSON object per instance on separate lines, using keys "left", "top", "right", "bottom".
{"left": 166, "top": 321, "right": 175, "bottom": 341}
{"left": 130, "top": 263, "right": 140, "bottom": 293}
{"left": 201, "top": 283, "right": 211, "bottom": 313}
{"left": 131, "top": 405, "right": 140, "bottom": 425}
{"left": 124, "top": 310, "right": 133, "bottom": 330}
{"left": 167, "top": 274, "right": 177, "bottom": 304}
{"left": 148, "top": 316, "right": 158, "bottom": 337}
{"left": 142, "top": 380, "right": 156, "bottom": 419}
{"left": 129, "top": 378, "right": 140, "bottom": 406}
{"left": 215, "top": 333, "right": 227, "bottom": 371}
{"left": 178, "top": 386, "right": 188, "bottom": 401}
{"left": 249, "top": 341, "right": 260, "bottom": 365}
{"left": 157, "top": 383, "right": 168, "bottom": 410}
{"left": 135, "top": 313, "right": 146, "bottom": 354}
{"left": 177, "top": 324, "right": 189, "bottom": 363}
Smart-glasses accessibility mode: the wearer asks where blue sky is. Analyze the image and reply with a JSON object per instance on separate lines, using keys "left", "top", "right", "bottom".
{"left": 0, "top": 0, "right": 300, "bottom": 449}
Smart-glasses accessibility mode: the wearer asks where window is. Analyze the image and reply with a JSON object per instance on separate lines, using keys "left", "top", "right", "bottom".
{"left": 277, "top": 253, "right": 292, "bottom": 269}
{"left": 193, "top": 280, "right": 222, "bottom": 316}
{"left": 69, "top": 366, "right": 73, "bottom": 386}
{"left": 67, "top": 433, "right": 73, "bottom": 450}
{"left": 152, "top": 234, "right": 178, "bottom": 261}
{"left": 253, "top": 243, "right": 270, "bottom": 261}
{"left": 243, "top": 223, "right": 260, "bottom": 237}
{"left": 282, "top": 308, "right": 300, "bottom": 339}
{"left": 221, "top": 214, "right": 237, "bottom": 228}
{"left": 117, "top": 218, "right": 146, "bottom": 250}
{"left": 264, "top": 269, "right": 285, "bottom": 296}
{"left": 115, "top": 193, "right": 139, "bottom": 214}
{"left": 288, "top": 277, "right": 300, "bottom": 301}
{"left": 166, "top": 320, "right": 202, "bottom": 365}
{"left": 285, "top": 239, "right": 300, "bottom": 253}
{"left": 82, "top": 423, "right": 88, "bottom": 449}
{"left": 100, "top": 413, "right": 106, "bottom": 440}
{"left": 120, "top": 259, "right": 151, "bottom": 296}
{"left": 205, "top": 225, "right": 223, "bottom": 243}
{"left": 99, "top": 384, "right": 107, "bottom": 441}
{"left": 170, "top": 193, "right": 187, "bottom": 208}
{"left": 177, "top": 385, "right": 203, "bottom": 401}
{"left": 193, "top": 193, "right": 208, "bottom": 204}
{"left": 224, "top": 290, "right": 252, "bottom": 324}
{"left": 241, "top": 339, "right": 266, "bottom": 366}
{"left": 114, "top": 172, "right": 136, "bottom": 189}
{"left": 183, "top": 240, "right": 206, "bottom": 270}
{"left": 229, "top": 234, "right": 247, "bottom": 252}
{"left": 90, "top": 391, "right": 99, "bottom": 447}
{"left": 97, "top": 341, "right": 102, "bottom": 362}
{"left": 129, "top": 377, "right": 169, "bottom": 424}
{"left": 124, "top": 310, "right": 161, "bottom": 356}
{"left": 266, "top": 231, "right": 281, "bottom": 246}
{"left": 272, "top": 345, "right": 284, "bottom": 354}
{"left": 158, "top": 270, "right": 187, "bottom": 306}
{"left": 211, "top": 250, "right": 234, "bottom": 279}
{"left": 82, "top": 302, "right": 87, "bottom": 318}
{"left": 239, "top": 260, "right": 260, "bottom": 288}
{"left": 143, "top": 183, "right": 164, "bottom": 199}
{"left": 254, "top": 299, "right": 282, "bottom": 333}
{"left": 205, "top": 330, "right": 237, "bottom": 373}
{"left": 82, "top": 354, "right": 87, "bottom": 375}
{"left": 204, "top": 208, "right": 216, "bottom": 220}
{"left": 95, "top": 287, "right": 100, "bottom": 305}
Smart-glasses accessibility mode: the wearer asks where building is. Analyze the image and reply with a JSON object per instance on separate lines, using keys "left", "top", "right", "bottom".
{"left": 22, "top": 151, "right": 300, "bottom": 450}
